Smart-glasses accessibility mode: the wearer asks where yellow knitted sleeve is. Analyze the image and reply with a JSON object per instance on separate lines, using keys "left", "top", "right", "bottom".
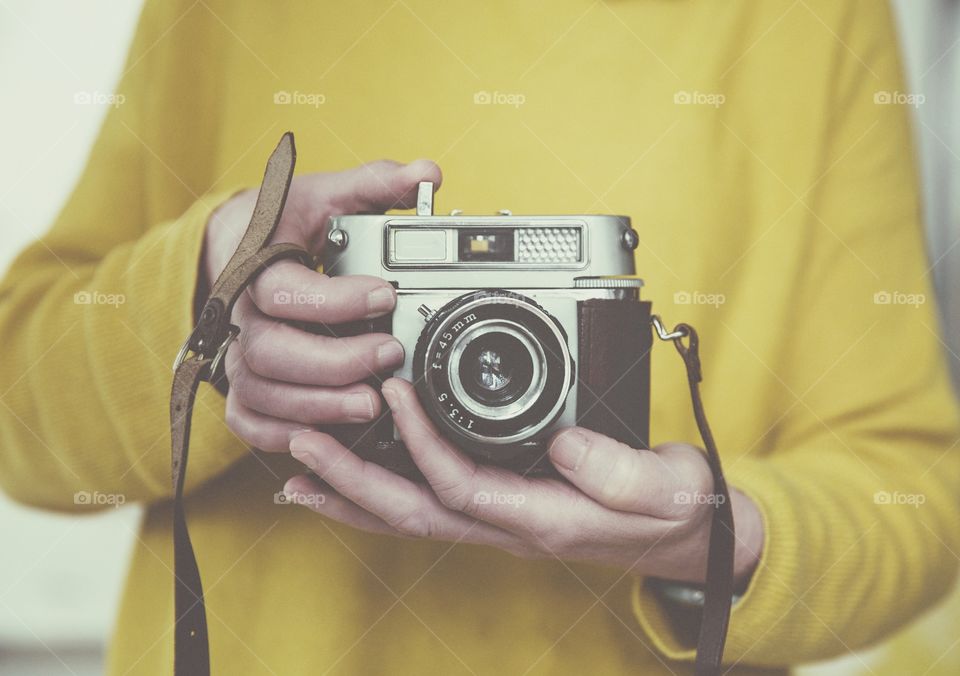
{"left": 0, "top": 2, "right": 247, "bottom": 511}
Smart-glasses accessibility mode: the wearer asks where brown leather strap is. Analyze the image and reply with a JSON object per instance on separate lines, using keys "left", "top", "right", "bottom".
{"left": 668, "top": 323, "right": 735, "bottom": 676}
{"left": 170, "top": 358, "right": 212, "bottom": 674}
{"left": 170, "top": 132, "right": 314, "bottom": 676}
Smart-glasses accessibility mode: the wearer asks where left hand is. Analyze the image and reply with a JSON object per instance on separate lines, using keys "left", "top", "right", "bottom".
{"left": 284, "top": 378, "right": 763, "bottom": 585}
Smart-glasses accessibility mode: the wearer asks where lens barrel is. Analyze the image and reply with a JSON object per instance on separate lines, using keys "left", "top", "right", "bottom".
{"left": 412, "top": 290, "right": 574, "bottom": 459}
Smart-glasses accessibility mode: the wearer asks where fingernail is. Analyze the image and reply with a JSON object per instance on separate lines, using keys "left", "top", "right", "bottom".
{"left": 376, "top": 341, "right": 404, "bottom": 369}
{"left": 291, "top": 449, "right": 315, "bottom": 468}
{"left": 366, "top": 287, "right": 395, "bottom": 317}
{"left": 343, "top": 392, "right": 376, "bottom": 421}
{"left": 380, "top": 387, "right": 397, "bottom": 407}
{"left": 289, "top": 432, "right": 313, "bottom": 455}
{"left": 549, "top": 429, "right": 590, "bottom": 472}
{"left": 288, "top": 428, "right": 313, "bottom": 443}
{"left": 381, "top": 384, "right": 398, "bottom": 408}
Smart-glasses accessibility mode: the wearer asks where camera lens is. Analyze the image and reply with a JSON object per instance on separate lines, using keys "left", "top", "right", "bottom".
{"left": 451, "top": 324, "right": 544, "bottom": 418}
{"left": 465, "top": 335, "right": 525, "bottom": 398}
{"left": 412, "top": 290, "right": 574, "bottom": 459}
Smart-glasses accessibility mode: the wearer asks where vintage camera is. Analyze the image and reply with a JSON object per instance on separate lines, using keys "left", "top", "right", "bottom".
{"left": 321, "top": 183, "right": 652, "bottom": 476}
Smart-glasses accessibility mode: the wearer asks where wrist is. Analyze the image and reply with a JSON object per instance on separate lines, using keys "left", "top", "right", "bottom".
{"left": 640, "top": 486, "right": 763, "bottom": 588}
{"left": 644, "top": 488, "right": 763, "bottom": 610}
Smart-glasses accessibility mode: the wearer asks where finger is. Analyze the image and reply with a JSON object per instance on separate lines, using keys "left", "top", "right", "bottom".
{"left": 283, "top": 475, "right": 537, "bottom": 560}
{"left": 225, "top": 396, "right": 313, "bottom": 453}
{"left": 281, "top": 160, "right": 443, "bottom": 254}
{"left": 283, "top": 474, "right": 402, "bottom": 536}
{"left": 547, "top": 428, "right": 709, "bottom": 519}
{"left": 225, "top": 347, "right": 382, "bottom": 424}
{"left": 236, "top": 299, "right": 403, "bottom": 385}
{"left": 315, "top": 158, "right": 443, "bottom": 215}
{"left": 381, "top": 378, "right": 541, "bottom": 526}
{"left": 382, "top": 377, "right": 664, "bottom": 552}
{"left": 248, "top": 261, "right": 396, "bottom": 322}
{"left": 288, "top": 431, "right": 526, "bottom": 550}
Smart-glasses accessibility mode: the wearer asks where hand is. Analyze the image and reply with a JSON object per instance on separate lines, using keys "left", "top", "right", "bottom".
{"left": 203, "top": 160, "right": 442, "bottom": 452}
{"left": 284, "top": 378, "right": 764, "bottom": 586}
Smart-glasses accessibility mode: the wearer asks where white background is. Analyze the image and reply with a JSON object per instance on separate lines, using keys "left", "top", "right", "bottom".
{"left": 0, "top": 1, "right": 957, "bottom": 674}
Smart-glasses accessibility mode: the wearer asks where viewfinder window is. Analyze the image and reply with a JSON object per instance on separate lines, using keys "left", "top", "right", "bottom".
{"left": 458, "top": 229, "right": 514, "bottom": 262}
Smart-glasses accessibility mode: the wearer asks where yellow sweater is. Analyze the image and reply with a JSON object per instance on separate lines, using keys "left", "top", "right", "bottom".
{"left": 1, "top": 1, "right": 957, "bottom": 674}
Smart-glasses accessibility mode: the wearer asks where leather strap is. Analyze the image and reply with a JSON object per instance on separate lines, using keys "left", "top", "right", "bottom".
{"left": 170, "top": 132, "right": 315, "bottom": 676}
{"left": 667, "top": 323, "right": 735, "bottom": 676}
{"left": 170, "top": 358, "right": 211, "bottom": 674}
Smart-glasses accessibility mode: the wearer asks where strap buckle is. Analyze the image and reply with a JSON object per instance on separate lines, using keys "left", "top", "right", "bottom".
{"left": 172, "top": 324, "right": 239, "bottom": 378}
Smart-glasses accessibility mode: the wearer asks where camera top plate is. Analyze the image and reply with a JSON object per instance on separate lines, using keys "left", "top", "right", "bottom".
{"left": 324, "top": 182, "right": 641, "bottom": 289}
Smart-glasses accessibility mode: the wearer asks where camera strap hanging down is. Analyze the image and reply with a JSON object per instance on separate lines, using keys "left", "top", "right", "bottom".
{"left": 169, "top": 132, "right": 735, "bottom": 676}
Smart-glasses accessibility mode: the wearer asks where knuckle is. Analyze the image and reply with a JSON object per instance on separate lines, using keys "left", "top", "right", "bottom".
{"left": 364, "top": 158, "right": 401, "bottom": 174}
{"left": 387, "top": 510, "right": 435, "bottom": 539}
{"left": 664, "top": 461, "right": 714, "bottom": 520}
{"left": 669, "top": 499, "right": 701, "bottom": 522}
{"left": 228, "top": 365, "right": 251, "bottom": 401}
{"left": 679, "top": 455, "right": 713, "bottom": 497}
{"left": 597, "top": 448, "right": 640, "bottom": 508}
{"left": 319, "top": 356, "right": 354, "bottom": 386}
{"left": 224, "top": 398, "right": 255, "bottom": 445}
{"left": 289, "top": 388, "right": 321, "bottom": 424}
{"left": 430, "top": 465, "right": 480, "bottom": 515}
{"left": 247, "top": 278, "right": 275, "bottom": 310}
{"left": 430, "top": 470, "right": 479, "bottom": 513}
{"left": 537, "top": 524, "right": 575, "bottom": 555}
{"left": 224, "top": 397, "right": 243, "bottom": 433}
{"left": 242, "top": 339, "right": 271, "bottom": 376}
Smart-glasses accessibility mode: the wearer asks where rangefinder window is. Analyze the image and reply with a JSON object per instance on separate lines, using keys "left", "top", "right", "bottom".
{"left": 458, "top": 229, "right": 514, "bottom": 262}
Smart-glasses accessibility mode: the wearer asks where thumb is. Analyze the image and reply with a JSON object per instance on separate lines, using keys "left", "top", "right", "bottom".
{"left": 318, "top": 158, "right": 443, "bottom": 215}
{"left": 548, "top": 427, "right": 706, "bottom": 518}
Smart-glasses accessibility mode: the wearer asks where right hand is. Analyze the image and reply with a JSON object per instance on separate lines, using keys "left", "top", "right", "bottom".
{"left": 202, "top": 159, "right": 442, "bottom": 452}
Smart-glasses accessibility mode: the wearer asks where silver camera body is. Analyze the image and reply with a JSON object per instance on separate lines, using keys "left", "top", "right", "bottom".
{"left": 323, "top": 182, "right": 644, "bottom": 460}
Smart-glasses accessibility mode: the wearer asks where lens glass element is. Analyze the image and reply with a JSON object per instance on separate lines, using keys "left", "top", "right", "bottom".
{"left": 459, "top": 331, "right": 534, "bottom": 407}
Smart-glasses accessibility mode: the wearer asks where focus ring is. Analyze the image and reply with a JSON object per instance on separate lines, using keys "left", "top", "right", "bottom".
{"left": 411, "top": 290, "right": 574, "bottom": 459}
